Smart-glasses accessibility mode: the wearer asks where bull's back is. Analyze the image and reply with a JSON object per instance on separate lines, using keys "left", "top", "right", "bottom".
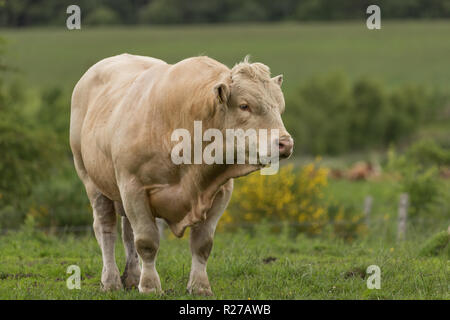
{"left": 70, "top": 54, "right": 166, "bottom": 143}
{"left": 70, "top": 54, "right": 167, "bottom": 198}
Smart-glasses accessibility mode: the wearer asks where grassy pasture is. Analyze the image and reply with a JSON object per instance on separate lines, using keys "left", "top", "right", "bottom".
{"left": 0, "top": 21, "right": 449, "bottom": 300}
{"left": 2, "top": 20, "right": 450, "bottom": 95}
{"left": 0, "top": 225, "right": 448, "bottom": 300}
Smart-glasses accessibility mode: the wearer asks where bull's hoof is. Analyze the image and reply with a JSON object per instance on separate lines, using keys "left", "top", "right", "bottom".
{"left": 121, "top": 274, "right": 140, "bottom": 290}
{"left": 138, "top": 285, "right": 163, "bottom": 294}
{"left": 121, "top": 268, "right": 141, "bottom": 290}
{"left": 187, "top": 285, "right": 213, "bottom": 296}
{"left": 101, "top": 270, "right": 123, "bottom": 291}
{"left": 101, "top": 282, "right": 123, "bottom": 291}
{"left": 187, "top": 273, "right": 213, "bottom": 296}
{"left": 138, "top": 271, "right": 162, "bottom": 294}
{"left": 101, "top": 279, "right": 123, "bottom": 291}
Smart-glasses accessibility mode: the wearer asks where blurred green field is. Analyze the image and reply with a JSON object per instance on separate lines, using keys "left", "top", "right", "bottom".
{"left": 2, "top": 20, "right": 450, "bottom": 95}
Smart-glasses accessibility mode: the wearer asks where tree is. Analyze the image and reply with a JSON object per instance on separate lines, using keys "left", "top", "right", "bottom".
{"left": 0, "top": 39, "right": 59, "bottom": 209}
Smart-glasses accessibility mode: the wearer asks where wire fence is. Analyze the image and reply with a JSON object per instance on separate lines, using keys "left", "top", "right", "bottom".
{"left": 1, "top": 193, "right": 447, "bottom": 241}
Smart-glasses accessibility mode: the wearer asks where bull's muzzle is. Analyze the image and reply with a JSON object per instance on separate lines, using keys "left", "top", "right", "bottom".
{"left": 278, "top": 135, "right": 294, "bottom": 159}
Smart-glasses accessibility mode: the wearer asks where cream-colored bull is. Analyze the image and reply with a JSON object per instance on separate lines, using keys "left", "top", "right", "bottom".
{"left": 70, "top": 54, "right": 293, "bottom": 295}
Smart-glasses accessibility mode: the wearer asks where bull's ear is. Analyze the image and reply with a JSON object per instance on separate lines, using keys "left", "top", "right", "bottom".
{"left": 214, "top": 83, "right": 230, "bottom": 105}
{"left": 272, "top": 74, "right": 283, "bottom": 87}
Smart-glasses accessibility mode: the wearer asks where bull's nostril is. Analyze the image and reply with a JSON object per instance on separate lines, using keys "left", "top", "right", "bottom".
{"left": 278, "top": 137, "right": 293, "bottom": 158}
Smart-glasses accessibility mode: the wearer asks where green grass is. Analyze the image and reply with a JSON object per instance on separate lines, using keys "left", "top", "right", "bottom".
{"left": 2, "top": 20, "right": 450, "bottom": 96}
{"left": 0, "top": 225, "right": 448, "bottom": 300}
{"left": 1, "top": 21, "right": 449, "bottom": 300}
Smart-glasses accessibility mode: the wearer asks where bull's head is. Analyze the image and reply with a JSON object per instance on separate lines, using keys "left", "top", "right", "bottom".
{"left": 213, "top": 57, "right": 294, "bottom": 170}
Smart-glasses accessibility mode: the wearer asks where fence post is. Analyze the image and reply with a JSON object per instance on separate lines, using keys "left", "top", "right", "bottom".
{"left": 397, "top": 193, "right": 409, "bottom": 242}
{"left": 364, "top": 196, "right": 373, "bottom": 227}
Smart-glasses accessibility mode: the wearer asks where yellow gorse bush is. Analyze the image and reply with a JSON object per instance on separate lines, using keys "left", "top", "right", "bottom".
{"left": 221, "top": 160, "right": 330, "bottom": 235}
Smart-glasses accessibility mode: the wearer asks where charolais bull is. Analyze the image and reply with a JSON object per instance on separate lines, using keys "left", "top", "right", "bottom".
{"left": 69, "top": 54, "right": 293, "bottom": 295}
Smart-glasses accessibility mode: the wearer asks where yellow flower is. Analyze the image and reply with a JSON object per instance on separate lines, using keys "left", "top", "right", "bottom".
{"left": 222, "top": 159, "right": 330, "bottom": 235}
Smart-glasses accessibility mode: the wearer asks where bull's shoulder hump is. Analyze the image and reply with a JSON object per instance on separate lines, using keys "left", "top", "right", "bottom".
{"left": 89, "top": 53, "right": 167, "bottom": 72}
{"left": 174, "top": 56, "right": 229, "bottom": 72}
{"left": 84, "top": 54, "right": 166, "bottom": 79}
{"left": 166, "top": 56, "right": 230, "bottom": 85}
{"left": 116, "top": 53, "right": 168, "bottom": 67}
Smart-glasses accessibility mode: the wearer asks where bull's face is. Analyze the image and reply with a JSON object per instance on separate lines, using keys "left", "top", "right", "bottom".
{"left": 214, "top": 61, "right": 294, "bottom": 166}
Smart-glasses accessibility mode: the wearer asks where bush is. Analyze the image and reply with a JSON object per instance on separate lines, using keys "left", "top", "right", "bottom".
{"left": 0, "top": 80, "right": 60, "bottom": 211}
{"left": 285, "top": 72, "right": 353, "bottom": 155}
{"left": 139, "top": 0, "right": 183, "bottom": 24}
{"left": 85, "top": 6, "right": 120, "bottom": 26}
{"left": 26, "top": 162, "right": 91, "bottom": 228}
{"left": 0, "top": 84, "right": 86, "bottom": 229}
{"left": 4, "top": 0, "right": 450, "bottom": 27}
{"left": 326, "top": 201, "right": 366, "bottom": 242}
{"left": 220, "top": 160, "right": 366, "bottom": 239}
{"left": 221, "top": 161, "right": 329, "bottom": 235}
{"left": 405, "top": 139, "right": 450, "bottom": 167}
{"left": 0, "top": 40, "right": 88, "bottom": 229}
{"left": 419, "top": 230, "right": 450, "bottom": 257}
{"left": 285, "top": 72, "right": 444, "bottom": 155}
{"left": 387, "top": 142, "right": 444, "bottom": 219}
{"left": 226, "top": 0, "right": 268, "bottom": 22}
{"left": 0, "top": 37, "right": 8, "bottom": 73}
{"left": 36, "top": 86, "right": 70, "bottom": 147}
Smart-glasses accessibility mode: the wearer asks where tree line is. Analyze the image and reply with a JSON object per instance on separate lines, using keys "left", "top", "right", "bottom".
{"left": 1, "top": 0, "right": 450, "bottom": 27}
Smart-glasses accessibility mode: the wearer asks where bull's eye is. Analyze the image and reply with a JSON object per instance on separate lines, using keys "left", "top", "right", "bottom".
{"left": 239, "top": 104, "right": 250, "bottom": 112}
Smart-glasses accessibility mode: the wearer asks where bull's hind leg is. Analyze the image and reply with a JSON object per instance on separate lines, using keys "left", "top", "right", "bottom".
{"left": 115, "top": 202, "right": 141, "bottom": 289}
{"left": 73, "top": 155, "right": 122, "bottom": 291}
{"left": 118, "top": 178, "right": 162, "bottom": 294}
{"left": 89, "top": 189, "right": 123, "bottom": 291}
{"left": 188, "top": 180, "right": 233, "bottom": 296}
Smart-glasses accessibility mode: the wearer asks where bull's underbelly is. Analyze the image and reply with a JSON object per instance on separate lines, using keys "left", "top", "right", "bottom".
{"left": 149, "top": 184, "right": 214, "bottom": 237}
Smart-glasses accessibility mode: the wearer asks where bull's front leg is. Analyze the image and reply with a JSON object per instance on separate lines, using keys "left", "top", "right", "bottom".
{"left": 119, "top": 178, "right": 162, "bottom": 294}
{"left": 188, "top": 180, "right": 233, "bottom": 296}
